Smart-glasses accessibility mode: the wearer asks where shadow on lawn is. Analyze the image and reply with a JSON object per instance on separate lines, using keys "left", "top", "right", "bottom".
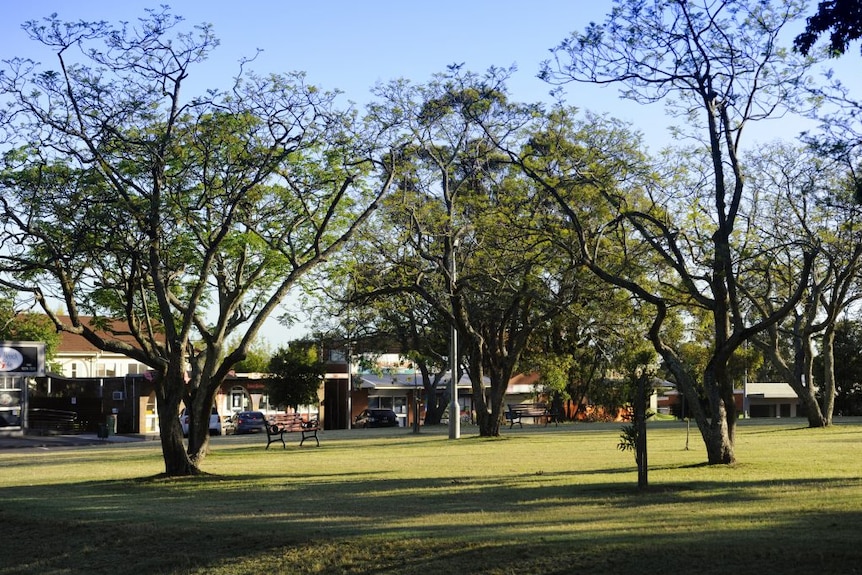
{"left": 1, "top": 470, "right": 862, "bottom": 575}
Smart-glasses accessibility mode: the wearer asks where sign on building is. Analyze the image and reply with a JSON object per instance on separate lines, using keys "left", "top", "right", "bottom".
{"left": 0, "top": 342, "right": 45, "bottom": 432}
{"left": 0, "top": 341, "right": 45, "bottom": 377}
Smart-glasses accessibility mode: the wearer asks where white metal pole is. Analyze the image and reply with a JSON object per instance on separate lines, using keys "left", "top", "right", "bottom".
{"left": 449, "top": 251, "right": 460, "bottom": 440}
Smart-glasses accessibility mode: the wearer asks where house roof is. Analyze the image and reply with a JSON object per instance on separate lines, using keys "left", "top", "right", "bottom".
{"left": 358, "top": 372, "right": 480, "bottom": 391}
{"left": 661, "top": 382, "right": 798, "bottom": 400}
{"left": 54, "top": 316, "right": 154, "bottom": 354}
{"left": 744, "top": 382, "right": 799, "bottom": 399}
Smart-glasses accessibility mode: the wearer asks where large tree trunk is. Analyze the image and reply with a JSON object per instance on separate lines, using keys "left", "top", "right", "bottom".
{"left": 799, "top": 328, "right": 829, "bottom": 428}
{"left": 421, "top": 369, "right": 448, "bottom": 426}
{"left": 156, "top": 382, "right": 198, "bottom": 476}
{"left": 186, "top": 387, "right": 215, "bottom": 467}
{"left": 819, "top": 326, "right": 836, "bottom": 426}
{"left": 658, "top": 344, "right": 736, "bottom": 465}
{"left": 755, "top": 328, "right": 829, "bottom": 428}
{"left": 476, "top": 408, "right": 501, "bottom": 436}
{"left": 470, "top": 363, "right": 499, "bottom": 437}
{"left": 703, "top": 420, "right": 735, "bottom": 464}
{"left": 702, "top": 366, "right": 737, "bottom": 465}
{"left": 470, "top": 356, "right": 511, "bottom": 437}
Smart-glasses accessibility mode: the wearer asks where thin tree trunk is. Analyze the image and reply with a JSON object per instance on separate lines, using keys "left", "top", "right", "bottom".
{"left": 635, "top": 372, "right": 648, "bottom": 488}
{"left": 820, "top": 326, "right": 837, "bottom": 426}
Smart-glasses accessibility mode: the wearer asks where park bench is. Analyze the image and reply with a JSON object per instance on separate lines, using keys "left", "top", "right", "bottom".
{"left": 265, "top": 413, "right": 320, "bottom": 449}
{"left": 505, "top": 403, "right": 552, "bottom": 428}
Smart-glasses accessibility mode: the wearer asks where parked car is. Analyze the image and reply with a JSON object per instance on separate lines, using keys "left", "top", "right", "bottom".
{"left": 354, "top": 408, "right": 398, "bottom": 428}
{"left": 228, "top": 411, "right": 267, "bottom": 434}
{"left": 179, "top": 406, "right": 222, "bottom": 437}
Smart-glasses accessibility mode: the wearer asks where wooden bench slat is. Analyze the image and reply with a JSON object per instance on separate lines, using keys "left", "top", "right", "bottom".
{"left": 265, "top": 413, "right": 320, "bottom": 449}
{"left": 506, "top": 403, "right": 553, "bottom": 428}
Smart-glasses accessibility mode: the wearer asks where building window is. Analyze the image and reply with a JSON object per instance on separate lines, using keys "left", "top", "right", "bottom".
{"left": 369, "top": 396, "right": 404, "bottom": 410}
{"left": 394, "top": 396, "right": 407, "bottom": 414}
{"left": 230, "top": 386, "right": 249, "bottom": 411}
{"left": 96, "top": 363, "right": 116, "bottom": 377}
{"left": 127, "top": 363, "right": 146, "bottom": 375}
{"left": 70, "top": 363, "right": 77, "bottom": 378}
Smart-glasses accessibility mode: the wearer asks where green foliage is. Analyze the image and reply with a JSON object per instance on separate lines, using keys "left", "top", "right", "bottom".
{"left": 230, "top": 339, "right": 273, "bottom": 373}
{"left": 0, "top": 300, "right": 60, "bottom": 359}
{"left": 617, "top": 423, "right": 638, "bottom": 453}
{"left": 0, "top": 8, "right": 390, "bottom": 472}
{"left": 818, "top": 319, "right": 862, "bottom": 415}
{"left": 266, "top": 342, "right": 324, "bottom": 409}
{"left": 795, "top": 0, "right": 862, "bottom": 56}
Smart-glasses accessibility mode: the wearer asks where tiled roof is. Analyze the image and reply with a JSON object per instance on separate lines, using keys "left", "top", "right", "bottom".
{"left": 54, "top": 316, "right": 153, "bottom": 354}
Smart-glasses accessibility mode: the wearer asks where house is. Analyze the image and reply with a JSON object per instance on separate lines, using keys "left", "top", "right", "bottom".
{"left": 656, "top": 382, "right": 801, "bottom": 418}
{"left": 40, "top": 317, "right": 320, "bottom": 434}
{"left": 53, "top": 322, "right": 152, "bottom": 380}
{"left": 41, "top": 332, "right": 572, "bottom": 434}
{"left": 743, "top": 382, "right": 801, "bottom": 418}
{"left": 355, "top": 371, "right": 475, "bottom": 427}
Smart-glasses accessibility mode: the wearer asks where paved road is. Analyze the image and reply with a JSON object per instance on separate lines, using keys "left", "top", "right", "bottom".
{"left": 0, "top": 432, "right": 150, "bottom": 450}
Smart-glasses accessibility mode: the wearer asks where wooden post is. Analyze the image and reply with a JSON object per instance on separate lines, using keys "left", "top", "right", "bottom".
{"left": 635, "top": 372, "right": 648, "bottom": 489}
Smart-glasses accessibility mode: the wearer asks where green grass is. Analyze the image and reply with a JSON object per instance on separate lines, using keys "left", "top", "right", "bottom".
{"left": 1, "top": 419, "right": 862, "bottom": 574}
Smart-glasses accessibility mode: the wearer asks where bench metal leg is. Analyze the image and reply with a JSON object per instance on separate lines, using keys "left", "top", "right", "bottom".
{"left": 265, "top": 432, "right": 286, "bottom": 449}
{"left": 299, "top": 431, "right": 320, "bottom": 447}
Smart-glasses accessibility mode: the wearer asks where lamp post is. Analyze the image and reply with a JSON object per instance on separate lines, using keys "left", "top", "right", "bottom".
{"left": 449, "top": 248, "right": 460, "bottom": 440}
{"left": 412, "top": 365, "right": 420, "bottom": 435}
{"left": 346, "top": 340, "right": 353, "bottom": 431}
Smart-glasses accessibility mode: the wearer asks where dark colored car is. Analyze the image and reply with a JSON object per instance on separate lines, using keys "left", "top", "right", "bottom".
{"left": 354, "top": 408, "right": 398, "bottom": 428}
{"left": 229, "top": 411, "right": 267, "bottom": 434}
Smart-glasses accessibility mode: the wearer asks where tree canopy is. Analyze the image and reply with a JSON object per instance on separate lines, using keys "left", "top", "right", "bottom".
{"left": 536, "top": 0, "right": 819, "bottom": 464}
{"left": 0, "top": 9, "right": 392, "bottom": 475}
{"left": 795, "top": 0, "right": 862, "bottom": 56}
{"left": 266, "top": 342, "right": 324, "bottom": 410}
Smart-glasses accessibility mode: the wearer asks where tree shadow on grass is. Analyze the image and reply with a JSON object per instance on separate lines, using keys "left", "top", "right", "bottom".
{"left": 2, "top": 468, "right": 862, "bottom": 574}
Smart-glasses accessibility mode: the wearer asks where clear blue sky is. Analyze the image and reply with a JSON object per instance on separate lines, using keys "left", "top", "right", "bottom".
{"left": 1, "top": 1, "right": 858, "bottom": 343}
{"left": 0, "top": 2, "right": 651, "bottom": 132}
{"left": 2, "top": 1, "right": 856, "bottom": 148}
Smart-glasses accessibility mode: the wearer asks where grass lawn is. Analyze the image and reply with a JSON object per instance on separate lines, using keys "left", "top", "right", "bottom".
{"left": 1, "top": 418, "right": 861, "bottom": 574}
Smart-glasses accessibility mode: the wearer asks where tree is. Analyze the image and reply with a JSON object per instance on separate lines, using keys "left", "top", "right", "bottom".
{"left": 0, "top": 296, "right": 60, "bottom": 359}
{"left": 231, "top": 339, "right": 273, "bottom": 374}
{"left": 521, "top": 283, "right": 650, "bottom": 420}
{"left": 616, "top": 348, "right": 658, "bottom": 489}
{"left": 267, "top": 342, "right": 324, "bottom": 410}
{"left": 795, "top": 0, "right": 862, "bottom": 56}
{"left": 0, "top": 10, "right": 393, "bottom": 475}
{"left": 536, "top": 0, "right": 817, "bottom": 464}
{"left": 820, "top": 319, "right": 862, "bottom": 415}
{"left": 742, "top": 143, "right": 862, "bottom": 427}
{"left": 358, "top": 66, "right": 584, "bottom": 437}
{"left": 307, "top": 237, "right": 456, "bottom": 426}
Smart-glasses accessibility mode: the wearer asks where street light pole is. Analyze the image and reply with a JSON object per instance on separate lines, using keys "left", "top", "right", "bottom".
{"left": 412, "top": 365, "right": 420, "bottom": 434}
{"left": 449, "top": 248, "right": 460, "bottom": 440}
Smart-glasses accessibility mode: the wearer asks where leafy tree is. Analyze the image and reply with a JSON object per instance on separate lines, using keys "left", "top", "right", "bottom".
{"left": 521, "top": 288, "right": 650, "bottom": 420}
{"left": 795, "top": 0, "right": 862, "bottom": 56}
{"left": 536, "top": 0, "right": 818, "bottom": 464}
{"left": 818, "top": 319, "right": 862, "bottom": 415}
{"left": 267, "top": 342, "right": 324, "bottom": 410}
{"left": 0, "top": 10, "right": 393, "bottom": 475}
{"left": 230, "top": 339, "right": 273, "bottom": 374}
{"left": 743, "top": 143, "right": 862, "bottom": 427}
{"left": 357, "top": 66, "right": 585, "bottom": 437}
{"left": 307, "top": 237, "right": 455, "bottom": 426}
{"left": 616, "top": 348, "right": 658, "bottom": 489}
{"left": 0, "top": 297, "right": 60, "bottom": 360}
